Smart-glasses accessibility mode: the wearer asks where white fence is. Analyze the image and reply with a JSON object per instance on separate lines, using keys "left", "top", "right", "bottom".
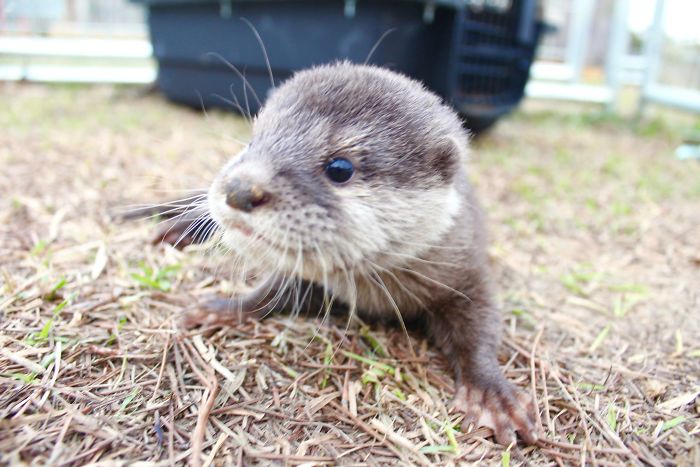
{"left": 638, "top": 0, "right": 700, "bottom": 114}
{"left": 1, "top": 0, "right": 698, "bottom": 114}
{"left": 0, "top": 0, "right": 153, "bottom": 83}
{"left": 528, "top": 0, "right": 700, "bottom": 114}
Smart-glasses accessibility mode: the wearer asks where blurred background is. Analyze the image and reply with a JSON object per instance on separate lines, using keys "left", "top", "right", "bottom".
{"left": 1, "top": 4, "right": 699, "bottom": 464}
{"left": 1, "top": 0, "right": 699, "bottom": 135}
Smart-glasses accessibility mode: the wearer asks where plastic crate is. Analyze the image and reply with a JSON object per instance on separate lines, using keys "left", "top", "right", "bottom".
{"left": 449, "top": 0, "right": 543, "bottom": 132}
{"left": 132, "top": 0, "right": 543, "bottom": 133}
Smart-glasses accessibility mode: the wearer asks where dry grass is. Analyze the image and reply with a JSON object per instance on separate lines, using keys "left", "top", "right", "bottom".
{"left": 1, "top": 83, "right": 699, "bottom": 466}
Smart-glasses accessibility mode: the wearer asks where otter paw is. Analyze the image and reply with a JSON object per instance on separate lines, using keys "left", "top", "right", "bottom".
{"left": 152, "top": 220, "right": 196, "bottom": 249}
{"left": 180, "top": 299, "right": 245, "bottom": 329}
{"left": 452, "top": 381, "right": 539, "bottom": 445}
{"left": 152, "top": 215, "right": 217, "bottom": 249}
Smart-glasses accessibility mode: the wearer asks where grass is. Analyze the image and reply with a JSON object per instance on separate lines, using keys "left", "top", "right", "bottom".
{"left": 1, "top": 82, "right": 699, "bottom": 465}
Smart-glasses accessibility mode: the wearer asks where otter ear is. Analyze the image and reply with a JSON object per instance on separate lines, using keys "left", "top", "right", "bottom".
{"left": 432, "top": 136, "right": 466, "bottom": 182}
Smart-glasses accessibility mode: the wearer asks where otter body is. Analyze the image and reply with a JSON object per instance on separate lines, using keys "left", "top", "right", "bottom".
{"left": 181, "top": 63, "right": 538, "bottom": 444}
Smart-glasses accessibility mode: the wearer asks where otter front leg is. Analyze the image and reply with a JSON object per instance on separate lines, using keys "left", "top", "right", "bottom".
{"left": 182, "top": 276, "right": 337, "bottom": 328}
{"left": 122, "top": 191, "right": 216, "bottom": 249}
{"left": 429, "top": 289, "right": 539, "bottom": 445}
{"left": 182, "top": 274, "right": 285, "bottom": 327}
{"left": 153, "top": 216, "right": 218, "bottom": 249}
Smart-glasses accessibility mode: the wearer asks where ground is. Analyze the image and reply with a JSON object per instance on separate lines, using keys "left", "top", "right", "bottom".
{"left": 1, "top": 83, "right": 699, "bottom": 466}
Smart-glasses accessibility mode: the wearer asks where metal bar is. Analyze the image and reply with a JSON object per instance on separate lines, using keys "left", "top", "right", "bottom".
{"left": 530, "top": 61, "right": 575, "bottom": 82}
{"left": 638, "top": 0, "right": 667, "bottom": 115}
{"left": 564, "top": 0, "right": 594, "bottom": 84}
{"left": 517, "top": 0, "right": 536, "bottom": 43}
{"left": 445, "top": 6, "right": 465, "bottom": 104}
{"left": 459, "top": 45, "right": 526, "bottom": 60}
{"left": 0, "top": 64, "right": 156, "bottom": 84}
{"left": 0, "top": 37, "right": 152, "bottom": 59}
{"left": 643, "top": 84, "right": 700, "bottom": 114}
{"left": 604, "top": 0, "right": 630, "bottom": 112}
{"left": 525, "top": 80, "right": 613, "bottom": 103}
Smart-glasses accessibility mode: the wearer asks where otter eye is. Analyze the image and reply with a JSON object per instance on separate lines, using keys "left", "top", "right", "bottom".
{"left": 325, "top": 158, "right": 354, "bottom": 184}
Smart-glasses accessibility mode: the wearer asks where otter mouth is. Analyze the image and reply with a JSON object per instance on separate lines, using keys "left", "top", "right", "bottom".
{"left": 220, "top": 216, "right": 280, "bottom": 251}
{"left": 226, "top": 219, "right": 254, "bottom": 237}
{"left": 207, "top": 194, "right": 254, "bottom": 238}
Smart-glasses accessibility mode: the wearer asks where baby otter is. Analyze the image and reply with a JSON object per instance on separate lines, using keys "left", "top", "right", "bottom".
{"left": 172, "top": 62, "right": 539, "bottom": 445}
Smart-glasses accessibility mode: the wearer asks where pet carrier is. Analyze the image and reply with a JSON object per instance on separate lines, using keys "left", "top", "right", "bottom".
{"left": 133, "top": 0, "right": 544, "bottom": 134}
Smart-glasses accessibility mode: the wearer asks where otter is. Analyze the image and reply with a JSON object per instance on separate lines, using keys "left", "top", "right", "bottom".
{"left": 153, "top": 62, "right": 539, "bottom": 445}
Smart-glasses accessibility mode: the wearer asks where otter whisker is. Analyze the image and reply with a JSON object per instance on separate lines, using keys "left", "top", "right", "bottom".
{"left": 389, "top": 238, "right": 474, "bottom": 252}
{"left": 117, "top": 195, "right": 206, "bottom": 215}
{"left": 364, "top": 28, "right": 397, "bottom": 65}
{"left": 149, "top": 204, "right": 209, "bottom": 227}
{"left": 240, "top": 18, "right": 275, "bottom": 89}
{"left": 203, "top": 231, "right": 227, "bottom": 275}
{"left": 366, "top": 259, "right": 426, "bottom": 309}
{"left": 228, "top": 84, "right": 254, "bottom": 129}
{"left": 212, "top": 216, "right": 274, "bottom": 286}
{"left": 289, "top": 240, "right": 305, "bottom": 318}
{"left": 171, "top": 210, "right": 215, "bottom": 249}
{"left": 312, "top": 242, "right": 332, "bottom": 317}
{"left": 131, "top": 187, "right": 211, "bottom": 195}
{"left": 394, "top": 265, "right": 473, "bottom": 304}
{"left": 148, "top": 199, "right": 208, "bottom": 222}
{"left": 261, "top": 267, "right": 295, "bottom": 319}
{"left": 200, "top": 83, "right": 253, "bottom": 139}
{"left": 251, "top": 228, "right": 293, "bottom": 317}
{"left": 213, "top": 90, "right": 253, "bottom": 130}
{"left": 205, "top": 52, "right": 262, "bottom": 110}
{"left": 302, "top": 242, "right": 338, "bottom": 355}
{"left": 184, "top": 212, "right": 219, "bottom": 245}
{"left": 198, "top": 217, "right": 221, "bottom": 244}
{"left": 363, "top": 264, "right": 414, "bottom": 353}
{"left": 330, "top": 263, "right": 358, "bottom": 362}
{"left": 196, "top": 88, "right": 211, "bottom": 122}
{"left": 380, "top": 250, "right": 463, "bottom": 269}
{"left": 239, "top": 222, "right": 293, "bottom": 318}
{"left": 154, "top": 203, "right": 210, "bottom": 247}
{"left": 118, "top": 193, "right": 208, "bottom": 220}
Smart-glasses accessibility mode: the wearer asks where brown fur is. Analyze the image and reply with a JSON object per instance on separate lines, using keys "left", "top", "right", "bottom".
{"left": 182, "top": 62, "right": 539, "bottom": 445}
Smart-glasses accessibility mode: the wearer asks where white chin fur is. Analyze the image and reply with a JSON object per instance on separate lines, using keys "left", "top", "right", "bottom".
{"left": 337, "top": 183, "right": 462, "bottom": 264}
{"left": 207, "top": 170, "right": 462, "bottom": 285}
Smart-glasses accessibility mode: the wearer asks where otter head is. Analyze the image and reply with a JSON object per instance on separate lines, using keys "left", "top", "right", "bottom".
{"left": 208, "top": 62, "right": 469, "bottom": 282}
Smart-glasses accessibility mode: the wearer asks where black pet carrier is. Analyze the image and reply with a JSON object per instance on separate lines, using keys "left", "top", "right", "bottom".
{"left": 133, "top": 0, "right": 544, "bottom": 134}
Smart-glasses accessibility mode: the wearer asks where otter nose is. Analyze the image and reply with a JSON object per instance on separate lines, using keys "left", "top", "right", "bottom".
{"left": 224, "top": 177, "right": 270, "bottom": 212}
